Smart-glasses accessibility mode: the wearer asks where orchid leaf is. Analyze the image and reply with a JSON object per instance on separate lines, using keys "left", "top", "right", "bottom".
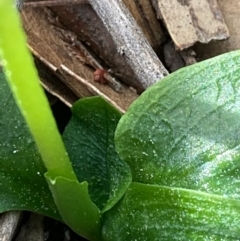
{"left": 103, "top": 183, "right": 240, "bottom": 241}
{"left": 0, "top": 68, "right": 60, "bottom": 220}
{"left": 62, "top": 97, "right": 132, "bottom": 212}
{"left": 115, "top": 50, "right": 240, "bottom": 199}
{"left": 112, "top": 50, "right": 240, "bottom": 240}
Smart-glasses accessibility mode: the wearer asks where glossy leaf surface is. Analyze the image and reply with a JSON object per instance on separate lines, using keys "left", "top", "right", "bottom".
{"left": 0, "top": 69, "right": 60, "bottom": 220}
{"left": 63, "top": 97, "right": 132, "bottom": 212}
{"left": 115, "top": 50, "right": 240, "bottom": 199}
{"left": 111, "top": 50, "right": 240, "bottom": 240}
{"left": 103, "top": 183, "right": 240, "bottom": 241}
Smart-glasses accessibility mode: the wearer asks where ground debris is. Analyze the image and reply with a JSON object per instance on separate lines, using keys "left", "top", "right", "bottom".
{"left": 152, "top": 0, "right": 229, "bottom": 50}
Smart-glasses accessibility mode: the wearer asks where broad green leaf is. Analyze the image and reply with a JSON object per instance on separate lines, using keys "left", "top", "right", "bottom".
{"left": 103, "top": 182, "right": 240, "bottom": 241}
{"left": 45, "top": 174, "right": 102, "bottom": 241}
{"left": 115, "top": 50, "right": 240, "bottom": 199}
{"left": 63, "top": 97, "right": 132, "bottom": 212}
{"left": 0, "top": 68, "right": 60, "bottom": 220}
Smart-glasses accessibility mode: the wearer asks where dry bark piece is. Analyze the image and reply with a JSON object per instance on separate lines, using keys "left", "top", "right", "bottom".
{"left": 50, "top": 1, "right": 162, "bottom": 93}
{"left": 122, "top": 0, "right": 165, "bottom": 51}
{"left": 50, "top": 3, "right": 136, "bottom": 89}
{"left": 0, "top": 211, "right": 22, "bottom": 241}
{"left": 23, "top": 0, "right": 167, "bottom": 93}
{"left": 24, "top": 0, "right": 165, "bottom": 52}
{"left": 88, "top": 0, "right": 168, "bottom": 92}
{"left": 152, "top": 0, "right": 229, "bottom": 50}
{"left": 23, "top": 0, "right": 87, "bottom": 8}
{"left": 194, "top": 0, "right": 240, "bottom": 61}
{"left": 21, "top": 8, "right": 138, "bottom": 111}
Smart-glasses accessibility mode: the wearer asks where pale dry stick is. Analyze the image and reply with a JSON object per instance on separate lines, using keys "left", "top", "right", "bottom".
{"left": 28, "top": 45, "right": 58, "bottom": 72}
{"left": 87, "top": 0, "right": 168, "bottom": 90}
{"left": 23, "top": 0, "right": 87, "bottom": 8}
{"left": 28, "top": 46, "right": 75, "bottom": 107}
{"left": 0, "top": 211, "right": 22, "bottom": 241}
{"left": 60, "top": 64, "right": 126, "bottom": 113}
{"left": 15, "top": 0, "right": 88, "bottom": 11}
{"left": 40, "top": 81, "right": 73, "bottom": 107}
{"left": 16, "top": 0, "right": 86, "bottom": 10}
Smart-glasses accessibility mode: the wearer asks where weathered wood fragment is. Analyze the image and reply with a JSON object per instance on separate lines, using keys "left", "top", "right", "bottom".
{"left": 21, "top": 8, "right": 138, "bottom": 110}
{"left": 23, "top": 0, "right": 164, "bottom": 51}
{"left": 122, "top": 0, "right": 165, "bottom": 50}
{"left": 21, "top": 0, "right": 168, "bottom": 92}
{"left": 152, "top": 0, "right": 229, "bottom": 50}
{"left": 50, "top": 3, "right": 150, "bottom": 93}
{"left": 0, "top": 211, "right": 22, "bottom": 241}
{"left": 87, "top": 0, "right": 168, "bottom": 92}
{"left": 194, "top": 0, "right": 240, "bottom": 60}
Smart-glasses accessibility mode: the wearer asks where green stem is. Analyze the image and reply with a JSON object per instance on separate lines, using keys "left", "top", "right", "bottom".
{"left": 0, "top": 0, "right": 76, "bottom": 180}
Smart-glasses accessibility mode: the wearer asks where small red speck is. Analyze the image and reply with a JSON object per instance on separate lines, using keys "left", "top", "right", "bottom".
{"left": 93, "top": 69, "right": 108, "bottom": 84}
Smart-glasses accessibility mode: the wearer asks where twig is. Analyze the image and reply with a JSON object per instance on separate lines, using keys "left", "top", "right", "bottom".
{"left": 0, "top": 211, "right": 22, "bottom": 241}
{"left": 87, "top": 0, "right": 168, "bottom": 91}
{"left": 23, "top": 0, "right": 87, "bottom": 8}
